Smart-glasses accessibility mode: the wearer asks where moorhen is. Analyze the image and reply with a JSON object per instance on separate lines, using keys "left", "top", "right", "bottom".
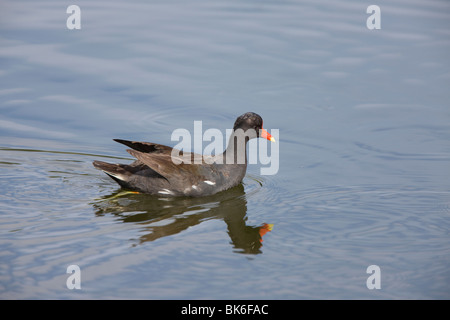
{"left": 93, "top": 112, "right": 275, "bottom": 197}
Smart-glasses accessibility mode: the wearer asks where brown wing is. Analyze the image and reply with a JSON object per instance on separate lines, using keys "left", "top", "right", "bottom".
{"left": 113, "top": 139, "right": 173, "bottom": 154}
{"left": 116, "top": 139, "right": 215, "bottom": 180}
{"left": 126, "top": 148, "right": 211, "bottom": 180}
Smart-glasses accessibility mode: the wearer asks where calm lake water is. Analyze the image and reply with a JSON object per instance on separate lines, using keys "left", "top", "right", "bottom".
{"left": 1, "top": 0, "right": 449, "bottom": 299}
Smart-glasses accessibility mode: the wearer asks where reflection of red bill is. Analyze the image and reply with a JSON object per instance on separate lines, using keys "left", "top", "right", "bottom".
{"left": 259, "top": 223, "right": 274, "bottom": 242}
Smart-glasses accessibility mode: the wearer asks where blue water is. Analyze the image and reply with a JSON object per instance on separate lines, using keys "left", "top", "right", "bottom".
{"left": 1, "top": 0, "right": 449, "bottom": 299}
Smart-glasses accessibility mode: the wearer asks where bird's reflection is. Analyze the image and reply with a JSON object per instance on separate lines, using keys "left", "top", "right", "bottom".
{"left": 92, "top": 184, "right": 273, "bottom": 254}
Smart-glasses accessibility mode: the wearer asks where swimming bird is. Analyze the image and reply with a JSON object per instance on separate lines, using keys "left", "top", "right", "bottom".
{"left": 93, "top": 112, "right": 275, "bottom": 197}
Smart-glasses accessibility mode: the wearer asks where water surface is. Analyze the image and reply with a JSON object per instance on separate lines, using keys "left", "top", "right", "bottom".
{"left": 1, "top": 0, "right": 449, "bottom": 299}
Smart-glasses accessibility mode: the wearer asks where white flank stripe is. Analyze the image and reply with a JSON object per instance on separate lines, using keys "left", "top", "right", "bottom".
{"left": 158, "top": 189, "right": 173, "bottom": 195}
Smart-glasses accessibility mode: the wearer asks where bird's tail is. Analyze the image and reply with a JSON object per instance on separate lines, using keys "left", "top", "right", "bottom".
{"left": 93, "top": 160, "right": 130, "bottom": 187}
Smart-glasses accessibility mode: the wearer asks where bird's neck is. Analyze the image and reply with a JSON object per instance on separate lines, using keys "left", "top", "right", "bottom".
{"left": 222, "top": 133, "right": 249, "bottom": 165}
